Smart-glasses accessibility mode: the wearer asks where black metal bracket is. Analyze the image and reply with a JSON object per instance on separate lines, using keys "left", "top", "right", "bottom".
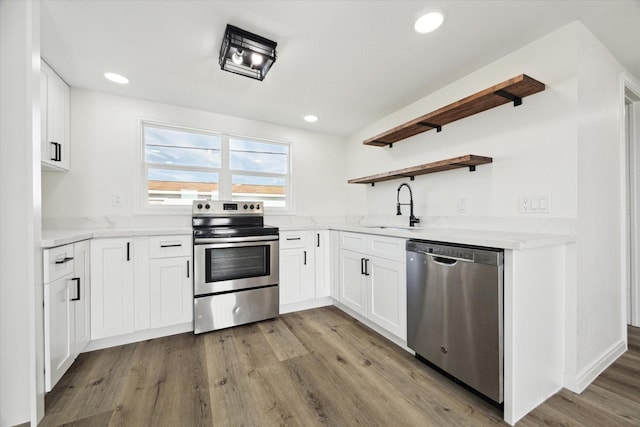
{"left": 495, "top": 89, "right": 522, "bottom": 106}
{"left": 370, "top": 182, "right": 375, "bottom": 187}
{"left": 469, "top": 165, "right": 476, "bottom": 172}
{"left": 387, "top": 143, "right": 393, "bottom": 148}
{"left": 418, "top": 121, "right": 442, "bottom": 132}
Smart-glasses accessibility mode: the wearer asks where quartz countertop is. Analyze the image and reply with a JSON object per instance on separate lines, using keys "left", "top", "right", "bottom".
{"left": 42, "top": 227, "right": 192, "bottom": 248}
{"left": 42, "top": 223, "right": 574, "bottom": 251}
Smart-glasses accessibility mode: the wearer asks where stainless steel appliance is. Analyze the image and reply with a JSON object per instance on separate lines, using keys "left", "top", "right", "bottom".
{"left": 192, "top": 200, "right": 279, "bottom": 334}
{"left": 406, "top": 239, "right": 504, "bottom": 404}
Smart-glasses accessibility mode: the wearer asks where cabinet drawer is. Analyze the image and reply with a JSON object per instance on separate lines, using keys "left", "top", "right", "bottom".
{"left": 279, "top": 230, "right": 313, "bottom": 249}
{"left": 368, "top": 235, "right": 406, "bottom": 262}
{"left": 44, "top": 243, "right": 74, "bottom": 284}
{"left": 149, "top": 235, "right": 191, "bottom": 259}
{"left": 340, "top": 232, "right": 367, "bottom": 252}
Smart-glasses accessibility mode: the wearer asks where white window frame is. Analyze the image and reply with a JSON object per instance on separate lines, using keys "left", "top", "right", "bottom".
{"left": 136, "top": 119, "right": 293, "bottom": 215}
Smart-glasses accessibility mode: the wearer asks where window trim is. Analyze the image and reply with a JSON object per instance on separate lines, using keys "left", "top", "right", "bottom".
{"left": 135, "top": 119, "right": 293, "bottom": 215}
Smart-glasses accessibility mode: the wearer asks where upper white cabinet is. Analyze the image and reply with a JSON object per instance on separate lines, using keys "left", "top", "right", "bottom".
{"left": 41, "top": 60, "right": 70, "bottom": 171}
{"left": 338, "top": 232, "right": 407, "bottom": 340}
{"left": 90, "top": 238, "right": 135, "bottom": 339}
{"left": 43, "top": 240, "right": 91, "bottom": 392}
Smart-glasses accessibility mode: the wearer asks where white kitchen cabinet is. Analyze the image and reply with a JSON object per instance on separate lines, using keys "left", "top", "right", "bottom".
{"left": 338, "top": 232, "right": 407, "bottom": 340}
{"left": 44, "top": 272, "right": 74, "bottom": 391}
{"left": 43, "top": 240, "right": 91, "bottom": 392}
{"left": 279, "top": 230, "right": 315, "bottom": 305}
{"left": 41, "top": 60, "right": 70, "bottom": 171}
{"left": 314, "top": 230, "right": 331, "bottom": 298}
{"left": 90, "top": 238, "right": 135, "bottom": 339}
{"left": 148, "top": 235, "right": 193, "bottom": 329}
{"left": 72, "top": 240, "right": 91, "bottom": 355}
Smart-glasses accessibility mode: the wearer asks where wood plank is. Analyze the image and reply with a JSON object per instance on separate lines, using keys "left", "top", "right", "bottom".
{"left": 40, "top": 309, "right": 640, "bottom": 427}
{"left": 364, "top": 74, "right": 545, "bottom": 146}
{"left": 348, "top": 154, "right": 492, "bottom": 185}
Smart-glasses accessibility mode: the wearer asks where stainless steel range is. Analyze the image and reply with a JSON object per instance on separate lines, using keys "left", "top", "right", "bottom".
{"left": 192, "top": 200, "right": 279, "bottom": 334}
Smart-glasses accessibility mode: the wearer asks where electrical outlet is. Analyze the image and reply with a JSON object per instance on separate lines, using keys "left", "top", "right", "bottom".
{"left": 457, "top": 198, "right": 467, "bottom": 213}
{"left": 519, "top": 195, "right": 550, "bottom": 214}
{"left": 112, "top": 193, "right": 122, "bottom": 207}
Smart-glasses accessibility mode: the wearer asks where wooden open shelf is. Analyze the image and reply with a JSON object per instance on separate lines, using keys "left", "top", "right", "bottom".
{"left": 364, "top": 74, "right": 545, "bottom": 147}
{"left": 348, "top": 154, "right": 493, "bottom": 185}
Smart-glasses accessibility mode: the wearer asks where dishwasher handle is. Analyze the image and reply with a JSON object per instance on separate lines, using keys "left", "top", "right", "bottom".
{"left": 412, "top": 250, "right": 474, "bottom": 264}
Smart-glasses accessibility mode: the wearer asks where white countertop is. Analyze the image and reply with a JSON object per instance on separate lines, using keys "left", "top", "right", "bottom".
{"left": 42, "top": 223, "right": 574, "bottom": 251}
{"left": 278, "top": 224, "right": 575, "bottom": 250}
{"left": 42, "top": 227, "right": 192, "bottom": 248}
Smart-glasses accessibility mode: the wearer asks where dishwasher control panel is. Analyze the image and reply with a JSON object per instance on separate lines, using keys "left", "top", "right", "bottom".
{"left": 406, "top": 240, "right": 503, "bottom": 266}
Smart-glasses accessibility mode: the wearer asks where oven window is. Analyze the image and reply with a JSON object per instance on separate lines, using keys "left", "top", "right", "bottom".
{"left": 205, "top": 246, "right": 270, "bottom": 282}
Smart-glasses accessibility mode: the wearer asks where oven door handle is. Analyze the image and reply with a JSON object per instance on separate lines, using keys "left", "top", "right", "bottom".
{"left": 194, "top": 235, "right": 279, "bottom": 244}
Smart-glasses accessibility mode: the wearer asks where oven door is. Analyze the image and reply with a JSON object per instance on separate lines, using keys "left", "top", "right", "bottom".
{"left": 194, "top": 236, "right": 279, "bottom": 295}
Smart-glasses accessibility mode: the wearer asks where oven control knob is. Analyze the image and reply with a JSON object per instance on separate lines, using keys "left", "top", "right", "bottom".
{"left": 250, "top": 204, "right": 255, "bottom": 210}
{"left": 256, "top": 204, "right": 260, "bottom": 210}
{"left": 205, "top": 203, "right": 210, "bottom": 209}
{"left": 243, "top": 204, "right": 248, "bottom": 210}
{"left": 197, "top": 203, "right": 203, "bottom": 209}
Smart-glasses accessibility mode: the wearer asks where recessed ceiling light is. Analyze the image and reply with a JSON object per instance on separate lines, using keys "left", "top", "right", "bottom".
{"left": 414, "top": 12, "right": 444, "bottom": 34}
{"left": 104, "top": 72, "right": 129, "bottom": 84}
{"left": 304, "top": 115, "right": 318, "bottom": 123}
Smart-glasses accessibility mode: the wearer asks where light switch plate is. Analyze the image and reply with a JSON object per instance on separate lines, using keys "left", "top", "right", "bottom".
{"left": 519, "top": 195, "right": 550, "bottom": 214}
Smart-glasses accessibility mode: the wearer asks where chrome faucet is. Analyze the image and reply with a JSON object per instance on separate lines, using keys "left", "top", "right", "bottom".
{"left": 396, "top": 183, "right": 420, "bottom": 227}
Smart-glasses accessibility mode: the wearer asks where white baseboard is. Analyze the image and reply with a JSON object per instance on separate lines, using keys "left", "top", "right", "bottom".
{"left": 84, "top": 322, "right": 193, "bottom": 352}
{"left": 280, "top": 297, "right": 333, "bottom": 314}
{"left": 563, "top": 339, "right": 627, "bottom": 393}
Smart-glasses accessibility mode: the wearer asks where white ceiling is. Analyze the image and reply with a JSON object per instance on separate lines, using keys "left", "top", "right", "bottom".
{"left": 41, "top": 0, "right": 640, "bottom": 137}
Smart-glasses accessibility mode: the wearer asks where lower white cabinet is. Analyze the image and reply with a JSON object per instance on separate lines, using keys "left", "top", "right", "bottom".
{"left": 315, "top": 230, "right": 331, "bottom": 298}
{"left": 279, "top": 230, "right": 315, "bottom": 305}
{"left": 90, "top": 237, "right": 135, "bottom": 340}
{"left": 148, "top": 235, "right": 193, "bottom": 328}
{"left": 44, "top": 240, "right": 91, "bottom": 391}
{"left": 338, "top": 232, "right": 407, "bottom": 340}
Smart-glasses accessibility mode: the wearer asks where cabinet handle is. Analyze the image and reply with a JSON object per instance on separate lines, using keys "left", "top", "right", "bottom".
{"left": 55, "top": 256, "right": 74, "bottom": 264}
{"left": 286, "top": 237, "right": 301, "bottom": 241}
{"left": 56, "top": 142, "right": 62, "bottom": 162}
{"left": 160, "top": 243, "right": 182, "bottom": 248}
{"left": 71, "top": 278, "right": 80, "bottom": 301}
{"left": 187, "top": 260, "right": 190, "bottom": 278}
{"left": 317, "top": 233, "right": 320, "bottom": 247}
{"left": 126, "top": 242, "right": 131, "bottom": 261}
{"left": 360, "top": 257, "right": 365, "bottom": 275}
{"left": 303, "top": 250, "right": 307, "bottom": 265}
{"left": 49, "top": 141, "right": 57, "bottom": 161}
{"left": 363, "top": 258, "right": 370, "bottom": 276}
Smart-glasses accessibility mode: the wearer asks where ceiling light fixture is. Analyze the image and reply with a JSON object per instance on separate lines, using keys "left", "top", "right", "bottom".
{"left": 104, "top": 72, "right": 129, "bottom": 84}
{"left": 304, "top": 115, "right": 318, "bottom": 123}
{"left": 219, "top": 24, "right": 277, "bottom": 81}
{"left": 414, "top": 12, "right": 444, "bottom": 34}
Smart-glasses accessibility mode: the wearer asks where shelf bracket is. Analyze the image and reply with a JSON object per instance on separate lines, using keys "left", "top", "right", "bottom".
{"left": 387, "top": 143, "right": 393, "bottom": 148}
{"left": 469, "top": 165, "right": 476, "bottom": 172}
{"left": 418, "top": 121, "right": 442, "bottom": 132}
{"left": 370, "top": 182, "right": 375, "bottom": 187}
{"left": 495, "top": 89, "right": 522, "bottom": 106}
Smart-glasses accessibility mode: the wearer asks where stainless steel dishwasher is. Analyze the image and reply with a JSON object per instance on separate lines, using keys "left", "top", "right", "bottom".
{"left": 406, "top": 239, "right": 504, "bottom": 404}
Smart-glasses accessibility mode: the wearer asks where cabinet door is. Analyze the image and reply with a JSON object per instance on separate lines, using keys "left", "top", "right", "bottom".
{"left": 279, "top": 248, "right": 315, "bottom": 305}
{"left": 73, "top": 240, "right": 91, "bottom": 355}
{"left": 41, "top": 60, "right": 70, "bottom": 171}
{"left": 339, "top": 249, "right": 367, "bottom": 316}
{"left": 314, "top": 230, "right": 331, "bottom": 298}
{"left": 149, "top": 257, "right": 193, "bottom": 328}
{"left": 44, "top": 276, "right": 74, "bottom": 392}
{"left": 91, "top": 238, "right": 135, "bottom": 339}
{"left": 367, "top": 256, "right": 407, "bottom": 340}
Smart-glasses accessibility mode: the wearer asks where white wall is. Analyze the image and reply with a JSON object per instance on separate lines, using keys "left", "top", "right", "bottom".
{"left": 0, "top": 0, "right": 44, "bottom": 425}
{"left": 344, "top": 22, "right": 627, "bottom": 392}
{"left": 345, "top": 24, "right": 580, "bottom": 230}
{"left": 42, "top": 89, "right": 348, "bottom": 225}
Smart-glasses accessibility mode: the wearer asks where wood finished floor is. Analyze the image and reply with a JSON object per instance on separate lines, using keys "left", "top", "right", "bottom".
{"left": 40, "top": 306, "right": 640, "bottom": 426}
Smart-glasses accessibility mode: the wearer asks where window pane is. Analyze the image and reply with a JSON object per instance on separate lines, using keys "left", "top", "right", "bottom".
{"left": 231, "top": 175, "right": 286, "bottom": 207}
{"left": 230, "top": 139, "right": 288, "bottom": 173}
{"left": 148, "top": 167, "right": 219, "bottom": 205}
{"left": 145, "top": 126, "right": 221, "bottom": 168}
